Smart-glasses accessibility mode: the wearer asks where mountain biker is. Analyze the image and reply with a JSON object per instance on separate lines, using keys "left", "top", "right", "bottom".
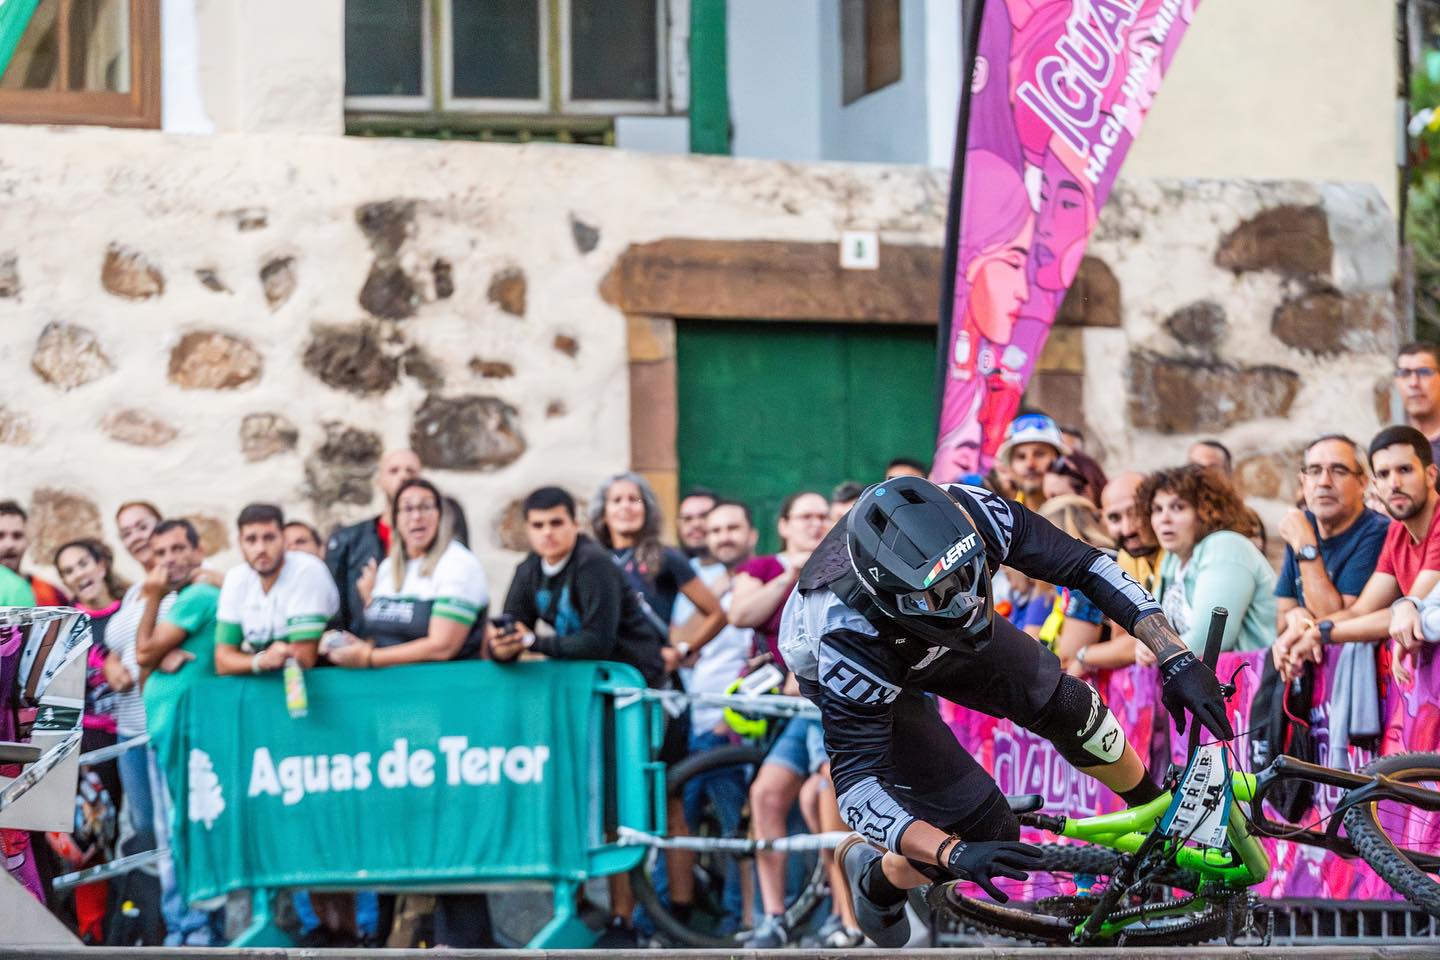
{"left": 777, "top": 476, "right": 1233, "bottom": 946}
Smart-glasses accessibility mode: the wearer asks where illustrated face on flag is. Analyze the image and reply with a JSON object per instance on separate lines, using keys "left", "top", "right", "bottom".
{"left": 934, "top": 0, "right": 1199, "bottom": 482}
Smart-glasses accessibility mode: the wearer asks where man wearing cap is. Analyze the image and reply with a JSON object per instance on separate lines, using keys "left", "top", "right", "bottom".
{"left": 996, "top": 413, "right": 1067, "bottom": 509}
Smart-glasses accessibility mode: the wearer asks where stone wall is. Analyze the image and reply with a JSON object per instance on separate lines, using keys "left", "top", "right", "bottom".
{"left": 0, "top": 125, "right": 1398, "bottom": 592}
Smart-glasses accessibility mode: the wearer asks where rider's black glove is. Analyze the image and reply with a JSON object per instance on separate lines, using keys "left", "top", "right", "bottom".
{"left": 943, "top": 839, "right": 1044, "bottom": 903}
{"left": 1160, "top": 651, "right": 1235, "bottom": 741}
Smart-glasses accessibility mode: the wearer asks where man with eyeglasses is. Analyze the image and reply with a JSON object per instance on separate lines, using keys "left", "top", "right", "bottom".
{"left": 1272, "top": 436, "right": 1388, "bottom": 662}
{"left": 1395, "top": 343, "right": 1440, "bottom": 465}
{"left": 1282, "top": 426, "right": 1440, "bottom": 679}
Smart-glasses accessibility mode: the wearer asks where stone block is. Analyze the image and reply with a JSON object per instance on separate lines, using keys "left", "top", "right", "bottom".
{"left": 302, "top": 324, "right": 399, "bottom": 395}
{"left": 1215, "top": 204, "right": 1332, "bottom": 277}
{"left": 554, "top": 334, "right": 579, "bottom": 357}
{"left": 101, "top": 244, "right": 164, "bottom": 300}
{"left": 546, "top": 400, "right": 567, "bottom": 418}
{"left": 1165, "top": 300, "right": 1227, "bottom": 349}
{"left": 168, "top": 331, "right": 263, "bottom": 390}
{"left": 401, "top": 346, "right": 444, "bottom": 389}
{"left": 433, "top": 258, "right": 454, "bottom": 299}
{"left": 358, "top": 260, "right": 419, "bottom": 320}
{"left": 410, "top": 395, "right": 525, "bottom": 471}
{"left": 571, "top": 214, "right": 600, "bottom": 254}
{"left": 469, "top": 358, "right": 515, "bottom": 379}
{"left": 239, "top": 413, "right": 299, "bottom": 462}
{"left": 196, "top": 268, "right": 230, "bottom": 294}
{"left": 1055, "top": 256, "right": 1120, "bottom": 327}
{"left": 1034, "top": 326, "right": 1084, "bottom": 374}
{"left": 0, "top": 406, "right": 32, "bottom": 445}
{"left": 1128, "top": 352, "right": 1299, "bottom": 434}
{"left": 260, "top": 256, "right": 297, "bottom": 311}
{"left": 0, "top": 253, "right": 19, "bottom": 298}
{"left": 356, "top": 200, "right": 416, "bottom": 256}
{"left": 1271, "top": 289, "right": 1394, "bottom": 355}
{"left": 29, "top": 488, "right": 102, "bottom": 565}
{"left": 304, "top": 422, "right": 383, "bottom": 506}
{"left": 32, "top": 321, "right": 114, "bottom": 391}
{"left": 1023, "top": 371, "right": 1085, "bottom": 431}
{"left": 101, "top": 408, "right": 178, "bottom": 447}
{"left": 1236, "top": 447, "right": 1305, "bottom": 501}
{"left": 487, "top": 267, "right": 526, "bottom": 317}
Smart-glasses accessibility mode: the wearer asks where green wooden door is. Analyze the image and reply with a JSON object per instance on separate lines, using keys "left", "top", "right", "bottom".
{"left": 676, "top": 320, "right": 938, "bottom": 553}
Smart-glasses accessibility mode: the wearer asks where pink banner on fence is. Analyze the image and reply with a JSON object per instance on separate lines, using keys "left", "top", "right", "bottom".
{"left": 934, "top": 0, "right": 1200, "bottom": 479}
{"left": 942, "top": 643, "right": 1440, "bottom": 900}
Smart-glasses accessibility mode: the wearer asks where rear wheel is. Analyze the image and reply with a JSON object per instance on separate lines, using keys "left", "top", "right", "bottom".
{"left": 928, "top": 842, "right": 1230, "bottom": 946}
{"left": 629, "top": 744, "right": 828, "bottom": 947}
{"left": 1343, "top": 752, "right": 1440, "bottom": 918}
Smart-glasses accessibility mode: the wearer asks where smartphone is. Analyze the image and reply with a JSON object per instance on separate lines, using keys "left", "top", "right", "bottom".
{"left": 490, "top": 614, "right": 518, "bottom": 634}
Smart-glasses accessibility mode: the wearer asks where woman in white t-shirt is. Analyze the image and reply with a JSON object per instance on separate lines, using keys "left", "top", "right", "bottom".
{"left": 329, "top": 478, "right": 488, "bottom": 668}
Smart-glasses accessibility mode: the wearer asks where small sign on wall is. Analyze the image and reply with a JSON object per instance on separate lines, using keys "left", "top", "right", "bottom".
{"left": 840, "top": 230, "right": 879, "bottom": 270}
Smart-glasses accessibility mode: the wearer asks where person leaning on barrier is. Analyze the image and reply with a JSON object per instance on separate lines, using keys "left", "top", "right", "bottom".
{"left": 488, "top": 485, "right": 665, "bottom": 947}
{"left": 1286, "top": 426, "right": 1440, "bottom": 684}
{"left": 213, "top": 504, "right": 339, "bottom": 676}
{"left": 328, "top": 478, "right": 489, "bottom": 668}
{"left": 324, "top": 449, "right": 470, "bottom": 637}
{"left": 1272, "top": 436, "right": 1388, "bottom": 657}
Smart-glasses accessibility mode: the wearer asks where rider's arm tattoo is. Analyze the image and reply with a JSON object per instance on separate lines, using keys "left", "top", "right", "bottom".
{"left": 1132, "top": 613, "right": 1187, "bottom": 665}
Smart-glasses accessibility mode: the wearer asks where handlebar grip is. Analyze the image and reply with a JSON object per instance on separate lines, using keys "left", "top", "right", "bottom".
{"left": 1201, "top": 606, "right": 1228, "bottom": 671}
{"left": 1188, "top": 606, "right": 1228, "bottom": 756}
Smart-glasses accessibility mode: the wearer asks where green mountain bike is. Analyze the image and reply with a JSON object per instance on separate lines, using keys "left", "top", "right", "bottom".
{"left": 931, "top": 607, "right": 1440, "bottom": 947}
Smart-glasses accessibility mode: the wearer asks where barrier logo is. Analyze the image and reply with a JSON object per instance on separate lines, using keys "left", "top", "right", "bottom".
{"left": 188, "top": 748, "right": 226, "bottom": 830}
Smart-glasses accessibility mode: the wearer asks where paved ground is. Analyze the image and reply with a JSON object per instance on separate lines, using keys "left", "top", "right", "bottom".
{"left": 3, "top": 949, "right": 1439, "bottom": 959}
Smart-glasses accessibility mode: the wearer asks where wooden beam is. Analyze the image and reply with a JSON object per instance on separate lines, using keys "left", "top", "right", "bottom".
{"left": 603, "top": 238, "right": 943, "bottom": 325}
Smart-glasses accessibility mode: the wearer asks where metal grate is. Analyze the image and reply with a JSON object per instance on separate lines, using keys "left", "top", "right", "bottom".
{"left": 932, "top": 898, "right": 1440, "bottom": 946}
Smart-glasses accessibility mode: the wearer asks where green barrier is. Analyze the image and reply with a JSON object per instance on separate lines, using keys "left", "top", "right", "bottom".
{"left": 168, "top": 659, "right": 663, "bottom": 948}
{"left": 0, "top": 0, "right": 40, "bottom": 76}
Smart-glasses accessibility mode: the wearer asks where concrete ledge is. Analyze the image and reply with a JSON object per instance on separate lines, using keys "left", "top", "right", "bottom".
{"left": 4, "top": 948, "right": 1440, "bottom": 959}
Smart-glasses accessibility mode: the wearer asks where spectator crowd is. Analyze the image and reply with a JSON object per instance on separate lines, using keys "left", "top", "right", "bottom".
{"left": 5, "top": 342, "right": 1440, "bottom": 949}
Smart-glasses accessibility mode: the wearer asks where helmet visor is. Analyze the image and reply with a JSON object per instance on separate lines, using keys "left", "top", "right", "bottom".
{"left": 897, "top": 567, "right": 984, "bottom": 621}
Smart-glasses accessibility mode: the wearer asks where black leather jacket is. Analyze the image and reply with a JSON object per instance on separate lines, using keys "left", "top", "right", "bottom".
{"left": 324, "top": 498, "right": 470, "bottom": 634}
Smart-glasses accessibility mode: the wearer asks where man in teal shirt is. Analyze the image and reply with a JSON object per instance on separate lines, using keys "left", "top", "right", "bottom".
{"left": 134, "top": 518, "right": 221, "bottom": 946}
{"left": 0, "top": 564, "right": 35, "bottom": 606}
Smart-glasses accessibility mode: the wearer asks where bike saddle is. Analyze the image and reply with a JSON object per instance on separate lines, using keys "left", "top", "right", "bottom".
{"left": 1006, "top": 793, "right": 1044, "bottom": 814}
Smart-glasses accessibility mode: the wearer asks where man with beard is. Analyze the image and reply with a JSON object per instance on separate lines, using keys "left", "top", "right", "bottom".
{"left": 1284, "top": 426, "right": 1440, "bottom": 677}
{"left": 0, "top": 500, "right": 67, "bottom": 605}
{"left": 995, "top": 413, "right": 1065, "bottom": 509}
{"left": 674, "top": 488, "right": 718, "bottom": 562}
{"left": 1101, "top": 472, "right": 1163, "bottom": 595}
{"left": 134, "top": 519, "right": 222, "bottom": 946}
{"left": 214, "top": 504, "right": 338, "bottom": 676}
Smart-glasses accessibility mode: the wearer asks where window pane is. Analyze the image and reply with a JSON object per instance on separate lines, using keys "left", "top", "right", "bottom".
{"left": 68, "top": 0, "right": 131, "bottom": 92}
{"left": 570, "top": 0, "right": 658, "bottom": 102}
{"left": 345, "top": 0, "right": 424, "bottom": 98}
{"left": 451, "top": 0, "right": 541, "bottom": 101}
{"left": 0, "top": 0, "right": 60, "bottom": 90}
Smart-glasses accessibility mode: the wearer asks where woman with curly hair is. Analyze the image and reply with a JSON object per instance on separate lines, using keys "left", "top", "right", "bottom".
{"left": 1137, "top": 464, "right": 1276, "bottom": 661}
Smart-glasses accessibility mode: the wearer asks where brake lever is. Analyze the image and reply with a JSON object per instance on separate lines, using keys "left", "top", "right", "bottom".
{"left": 1218, "top": 661, "right": 1250, "bottom": 700}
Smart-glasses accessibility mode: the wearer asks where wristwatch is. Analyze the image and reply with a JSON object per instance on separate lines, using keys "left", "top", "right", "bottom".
{"left": 1297, "top": 544, "right": 1320, "bottom": 563}
{"left": 1318, "top": 620, "right": 1334, "bottom": 646}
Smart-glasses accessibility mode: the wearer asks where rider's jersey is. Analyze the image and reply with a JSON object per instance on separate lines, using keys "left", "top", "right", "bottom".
{"left": 777, "top": 483, "right": 1160, "bottom": 850}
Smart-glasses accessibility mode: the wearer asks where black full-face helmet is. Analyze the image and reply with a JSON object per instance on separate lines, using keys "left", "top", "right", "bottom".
{"left": 845, "top": 476, "right": 991, "bottom": 647}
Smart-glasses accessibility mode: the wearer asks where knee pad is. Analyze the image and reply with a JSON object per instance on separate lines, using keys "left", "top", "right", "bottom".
{"left": 1027, "top": 675, "right": 1126, "bottom": 768}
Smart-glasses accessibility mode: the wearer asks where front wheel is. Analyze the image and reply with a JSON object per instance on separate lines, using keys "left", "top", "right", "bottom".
{"left": 1343, "top": 752, "right": 1440, "bottom": 918}
{"left": 928, "top": 842, "right": 1228, "bottom": 947}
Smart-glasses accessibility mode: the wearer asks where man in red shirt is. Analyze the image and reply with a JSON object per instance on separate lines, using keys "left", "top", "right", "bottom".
{"left": 1283, "top": 426, "right": 1440, "bottom": 675}
{"left": 0, "top": 500, "right": 68, "bottom": 606}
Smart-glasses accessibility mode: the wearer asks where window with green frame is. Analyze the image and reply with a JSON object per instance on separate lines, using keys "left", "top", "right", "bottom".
{"left": 344, "top": 0, "right": 669, "bottom": 129}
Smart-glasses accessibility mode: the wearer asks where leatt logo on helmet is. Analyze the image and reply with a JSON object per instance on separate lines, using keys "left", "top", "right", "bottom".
{"left": 922, "top": 532, "right": 978, "bottom": 587}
